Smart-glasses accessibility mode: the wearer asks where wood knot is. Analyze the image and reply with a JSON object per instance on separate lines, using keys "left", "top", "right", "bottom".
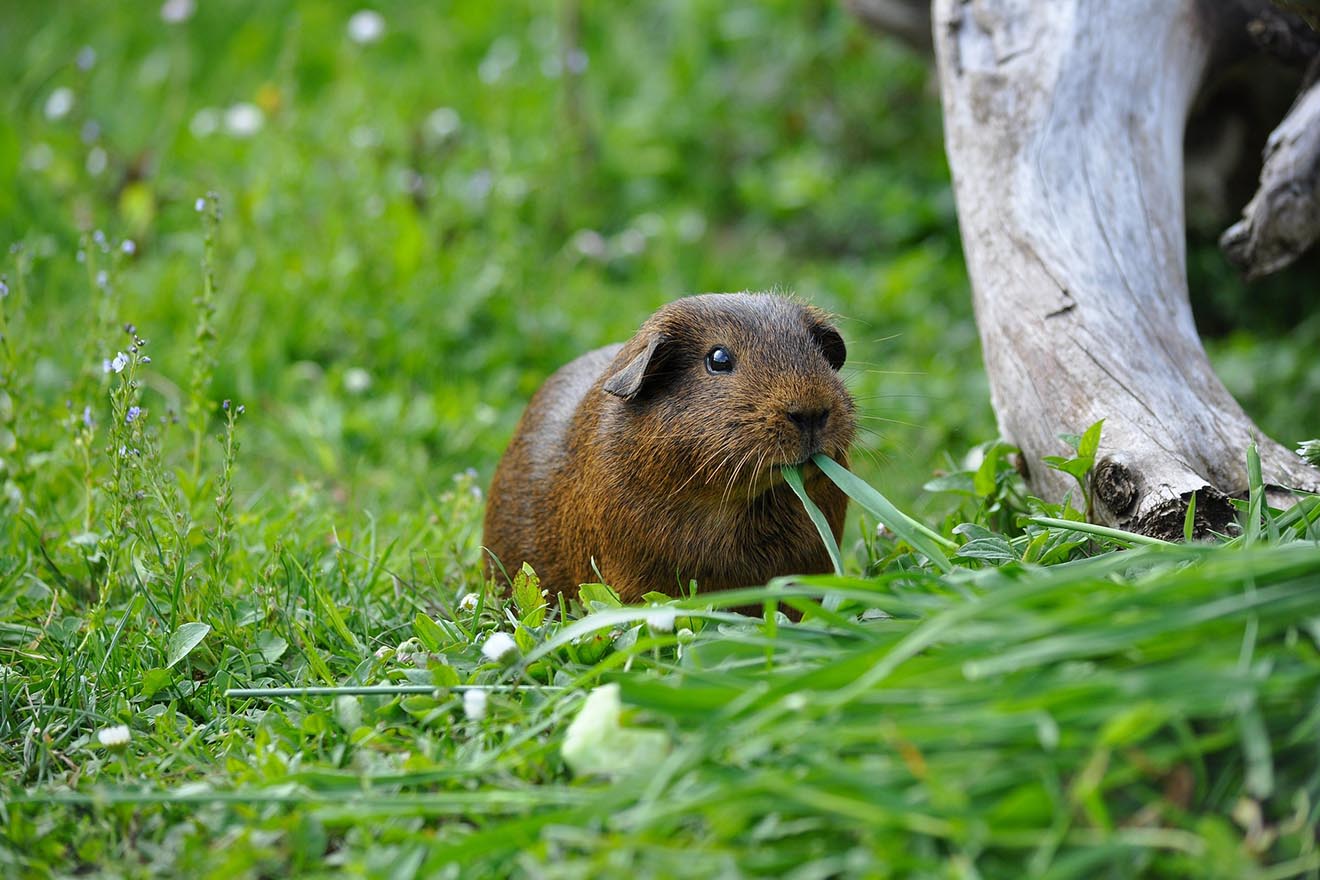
{"left": 1093, "top": 458, "right": 1137, "bottom": 516}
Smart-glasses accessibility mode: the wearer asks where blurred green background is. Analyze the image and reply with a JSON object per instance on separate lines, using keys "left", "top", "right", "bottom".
{"left": 2, "top": 0, "right": 1315, "bottom": 522}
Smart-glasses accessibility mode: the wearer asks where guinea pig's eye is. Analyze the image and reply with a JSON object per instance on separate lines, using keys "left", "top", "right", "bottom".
{"left": 705, "top": 346, "right": 734, "bottom": 374}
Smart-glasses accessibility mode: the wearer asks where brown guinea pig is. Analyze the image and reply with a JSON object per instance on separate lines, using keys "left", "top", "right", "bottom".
{"left": 482, "top": 292, "right": 855, "bottom": 603}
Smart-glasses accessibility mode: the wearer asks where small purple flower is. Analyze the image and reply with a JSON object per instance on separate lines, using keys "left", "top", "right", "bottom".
{"left": 0, "top": 279, "right": 8, "bottom": 299}
{"left": 236, "top": 404, "right": 245, "bottom": 414}
{"left": 195, "top": 197, "right": 206, "bottom": 212}
{"left": 222, "top": 399, "right": 230, "bottom": 411}
{"left": 105, "top": 351, "right": 129, "bottom": 374}
{"left": 121, "top": 240, "right": 136, "bottom": 255}
{"left": 96, "top": 270, "right": 109, "bottom": 289}
{"left": 125, "top": 406, "right": 142, "bottom": 424}
{"left": 83, "top": 406, "right": 94, "bottom": 428}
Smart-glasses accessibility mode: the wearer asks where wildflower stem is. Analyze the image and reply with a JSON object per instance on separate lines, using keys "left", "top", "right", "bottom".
{"left": 186, "top": 194, "right": 221, "bottom": 489}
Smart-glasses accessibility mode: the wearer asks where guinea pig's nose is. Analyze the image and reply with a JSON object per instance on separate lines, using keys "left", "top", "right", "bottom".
{"left": 787, "top": 407, "right": 830, "bottom": 434}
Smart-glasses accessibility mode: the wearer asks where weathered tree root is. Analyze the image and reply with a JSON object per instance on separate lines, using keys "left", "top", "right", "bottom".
{"left": 932, "top": 0, "right": 1320, "bottom": 537}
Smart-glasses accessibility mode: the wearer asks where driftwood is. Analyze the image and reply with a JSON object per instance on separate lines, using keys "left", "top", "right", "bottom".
{"left": 1221, "top": 74, "right": 1320, "bottom": 279}
{"left": 929, "top": 0, "right": 1320, "bottom": 536}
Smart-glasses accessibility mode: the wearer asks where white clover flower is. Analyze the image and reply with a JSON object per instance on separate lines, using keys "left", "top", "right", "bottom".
{"left": 462, "top": 688, "right": 487, "bottom": 721}
{"left": 343, "top": 367, "right": 371, "bottom": 394}
{"left": 425, "top": 107, "right": 461, "bottom": 141}
{"left": 96, "top": 724, "right": 131, "bottom": 749}
{"left": 347, "top": 10, "right": 386, "bottom": 45}
{"left": 45, "top": 87, "right": 74, "bottom": 121}
{"left": 160, "top": 0, "right": 195, "bottom": 24}
{"left": 458, "top": 592, "right": 480, "bottom": 612}
{"left": 26, "top": 143, "right": 54, "bottom": 172}
{"left": 224, "top": 103, "right": 264, "bottom": 138}
{"left": 675, "top": 210, "right": 707, "bottom": 242}
{"left": 571, "top": 229, "right": 607, "bottom": 261}
{"left": 478, "top": 38, "right": 519, "bottom": 84}
{"left": 189, "top": 108, "right": 220, "bottom": 138}
{"left": 564, "top": 49, "right": 588, "bottom": 75}
{"left": 615, "top": 228, "right": 646, "bottom": 258}
{"left": 646, "top": 608, "right": 677, "bottom": 634}
{"left": 481, "top": 631, "right": 518, "bottom": 663}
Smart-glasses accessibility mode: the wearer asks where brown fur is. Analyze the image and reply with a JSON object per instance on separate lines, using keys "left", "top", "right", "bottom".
{"left": 482, "top": 292, "right": 856, "bottom": 603}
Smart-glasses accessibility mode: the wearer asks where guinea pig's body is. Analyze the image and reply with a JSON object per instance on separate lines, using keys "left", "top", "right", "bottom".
{"left": 482, "top": 293, "right": 855, "bottom": 603}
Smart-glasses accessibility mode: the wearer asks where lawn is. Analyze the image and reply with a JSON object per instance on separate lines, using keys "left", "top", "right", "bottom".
{"left": 2, "top": 2, "right": 1319, "bottom": 877}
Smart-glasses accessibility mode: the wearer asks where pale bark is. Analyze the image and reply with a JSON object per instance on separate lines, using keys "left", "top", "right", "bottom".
{"left": 1221, "top": 75, "right": 1320, "bottom": 279}
{"left": 932, "top": 0, "right": 1320, "bottom": 536}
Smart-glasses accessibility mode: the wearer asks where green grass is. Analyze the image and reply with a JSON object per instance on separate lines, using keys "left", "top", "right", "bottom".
{"left": 3, "top": 2, "right": 1320, "bottom": 877}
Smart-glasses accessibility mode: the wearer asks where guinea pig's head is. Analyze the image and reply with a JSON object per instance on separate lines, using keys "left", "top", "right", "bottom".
{"left": 598, "top": 292, "right": 856, "bottom": 499}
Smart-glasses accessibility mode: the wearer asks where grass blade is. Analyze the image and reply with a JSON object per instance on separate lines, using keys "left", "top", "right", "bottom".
{"left": 782, "top": 464, "right": 844, "bottom": 576}
{"left": 812, "top": 454, "right": 956, "bottom": 571}
{"left": 1026, "top": 517, "right": 1176, "bottom": 548}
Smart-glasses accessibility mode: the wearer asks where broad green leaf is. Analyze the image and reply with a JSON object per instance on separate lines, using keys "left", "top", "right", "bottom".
{"left": 414, "top": 612, "right": 452, "bottom": 652}
{"left": 953, "top": 536, "right": 1018, "bottom": 564}
{"left": 255, "top": 631, "right": 288, "bottom": 663}
{"left": 579, "top": 582, "right": 623, "bottom": 609}
{"left": 165, "top": 622, "right": 211, "bottom": 669}
{"left": 1077, "top": 418, "right": 1104, "bottom": 462}
{"left": 512, "top": 563, "right": 546, "bottom": 627}
{"left": 139, "top": 667, "right": 175, "bottom": 699}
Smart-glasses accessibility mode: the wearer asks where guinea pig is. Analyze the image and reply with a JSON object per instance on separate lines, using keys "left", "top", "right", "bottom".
{"left": 482, "top": 292, "right": 855, "bottom": 604}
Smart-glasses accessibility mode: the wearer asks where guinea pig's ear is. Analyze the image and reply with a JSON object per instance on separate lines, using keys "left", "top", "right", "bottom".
{"left": 809, "top": 321, "right": 847, "bottom": 371}
{"left": 603, "top": 332, "right": 668, "bottom": 401}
